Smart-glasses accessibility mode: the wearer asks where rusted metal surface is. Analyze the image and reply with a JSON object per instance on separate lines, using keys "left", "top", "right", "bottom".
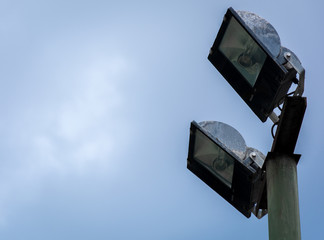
{"left": 266, "top": 154, "right": 301, "bottom": 240}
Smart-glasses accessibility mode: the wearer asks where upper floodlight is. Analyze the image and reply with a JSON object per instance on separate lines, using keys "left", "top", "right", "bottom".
{"left": 208, "top": 7, "right": 304, "bottom": 122}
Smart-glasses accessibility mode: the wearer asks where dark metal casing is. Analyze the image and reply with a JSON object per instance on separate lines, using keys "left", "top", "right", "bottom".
{"left": 187, "top": 121, "right": 265, "bottom": 218}
{"left": 208, "top": 8, "right": 296, "bottom": 122}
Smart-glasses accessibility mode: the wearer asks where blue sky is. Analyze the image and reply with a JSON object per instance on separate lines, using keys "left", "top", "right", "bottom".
{"left": 0, "top": 0, "right": 323, "bottom": 239}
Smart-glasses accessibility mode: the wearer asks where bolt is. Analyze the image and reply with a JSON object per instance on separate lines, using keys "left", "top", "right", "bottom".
{"left": 286, "top": 52, "right": 291, "bottom": 59}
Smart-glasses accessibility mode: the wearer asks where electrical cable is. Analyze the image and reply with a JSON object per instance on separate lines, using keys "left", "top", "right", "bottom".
{"left": 271, "top": 121, "right": 278, "bottom": 139}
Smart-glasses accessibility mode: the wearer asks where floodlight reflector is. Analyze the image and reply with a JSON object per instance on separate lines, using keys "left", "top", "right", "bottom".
{"left": 219, "top": 17, "right": 267, "bottom": 87}
{"left": 194, "top": 129, "right": 235, "bottom": 188}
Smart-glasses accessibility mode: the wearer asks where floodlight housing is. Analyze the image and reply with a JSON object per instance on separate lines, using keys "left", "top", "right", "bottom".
{"left": 208, "top": 7, "right": 300, "bottom": 122}
{"left": 187, "top": 121, "right": 266, "bottom": 218}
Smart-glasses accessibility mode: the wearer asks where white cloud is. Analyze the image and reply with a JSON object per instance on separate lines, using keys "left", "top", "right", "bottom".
{"left": 40, "top": 55, "right": 128, "bottom": 173}
{"left": 0, "top": 53, "right": 133, "bottom": 225}
{"left": 56, "top": 57, "right": 124, "bottom": 141}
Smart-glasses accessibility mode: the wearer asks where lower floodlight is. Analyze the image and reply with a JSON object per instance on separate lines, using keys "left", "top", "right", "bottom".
{"left": 187, "top": 121, "right": 266, "bottom": 218}
{"left": 208, "top": 7, "right": 305, "bottom": 122}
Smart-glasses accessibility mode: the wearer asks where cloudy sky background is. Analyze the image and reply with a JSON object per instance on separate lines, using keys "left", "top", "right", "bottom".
{"left": 0, "top": 0, "right": 323, "bottom": 239}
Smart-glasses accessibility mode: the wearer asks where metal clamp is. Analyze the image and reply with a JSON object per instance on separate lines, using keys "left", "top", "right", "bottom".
{"left": 249, "top": 151, "right": 265, "bottom": 169}
{"left": 284, "top": 51, "right": 305, "bottom": 97}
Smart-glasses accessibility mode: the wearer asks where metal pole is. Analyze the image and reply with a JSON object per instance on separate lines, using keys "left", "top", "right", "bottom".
{"left": 266, "top": 153, "right": 301, "bottom": 240}
{"left": 266, "top": 96, "right": 306, "bottom": 240}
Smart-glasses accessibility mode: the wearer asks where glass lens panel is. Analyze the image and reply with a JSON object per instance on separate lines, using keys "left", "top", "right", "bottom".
{"left": 219, "top": 17, "right": 267, "bottom": 87}
{"left": 193, "top": 130, "right": 234, "bottom": 188}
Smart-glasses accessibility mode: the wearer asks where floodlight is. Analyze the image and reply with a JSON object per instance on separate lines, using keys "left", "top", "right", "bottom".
{"left": 187, "top": 121, "right": 266, "bottom": 218}
{"left": 208, "top": 7, "right": 304, "bottom": 122}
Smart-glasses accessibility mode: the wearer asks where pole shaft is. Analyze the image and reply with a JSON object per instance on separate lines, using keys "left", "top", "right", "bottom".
{"left": 266, "top": 154, "right": 301, "bottom": 240}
